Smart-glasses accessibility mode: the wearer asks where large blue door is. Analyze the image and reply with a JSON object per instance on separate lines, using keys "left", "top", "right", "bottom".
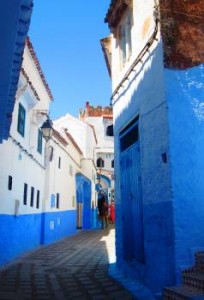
{"left": 120, "top": 118, "right": 144, "bottom": 263}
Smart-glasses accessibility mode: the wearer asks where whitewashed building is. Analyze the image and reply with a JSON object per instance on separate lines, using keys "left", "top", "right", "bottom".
{"left": 0, "top": 39, "right": 88, "bottom": 266}
{"left": 79, "top": 102, "right": 114, "bottom": 203}
{"left": 102, "top": 0, "right": 204, "bottom": 297}
{"left": 0, "top": 38, "right": 53, "bottom": 266}
{"left": 53, "top": 113, "right": 98, "bottom": 229}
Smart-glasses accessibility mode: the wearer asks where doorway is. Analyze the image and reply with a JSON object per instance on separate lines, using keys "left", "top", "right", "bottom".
{"left": 120, "top": 117, "right": 144, "bottom": 263}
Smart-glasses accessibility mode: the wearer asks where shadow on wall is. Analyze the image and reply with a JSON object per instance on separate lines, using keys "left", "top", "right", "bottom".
{"left": 113, "top": 40, "right": 175, "bottom": 294}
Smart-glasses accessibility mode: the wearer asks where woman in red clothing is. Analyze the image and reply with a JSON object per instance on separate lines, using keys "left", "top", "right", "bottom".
{"left": 109, "top": 200, "right": 115, "bottom": 223}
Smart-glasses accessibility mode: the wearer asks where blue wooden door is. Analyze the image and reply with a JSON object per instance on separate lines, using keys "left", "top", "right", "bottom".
{"left": 120, "top": 120, "right": 144, "bottom": 263}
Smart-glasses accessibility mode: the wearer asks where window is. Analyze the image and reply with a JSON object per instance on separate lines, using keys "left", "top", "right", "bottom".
{"left": 37, "top": 129, "right": 43, "bottom": 154}
{"left": 58, "top": 157, "right": 61, "bottom": 169}
{"left": 106, "top": 125, "right": 114, "bottom": 136}
{"left": 97, "top": 157, "right": 104, "bottom": 168}
{"left": 120, "top": 116, "right": 139, "bottom": 152}
{"left": 23, "top": 183, "right": 28, "bottom": 205}
{"left": 56, "top": 193, "right": 60, "bottom": 209}
{"left": 36, "top": 190, "right": 40, "bottom": 209}
{"left": 8, "top": 176, "right": 12, "bottom": 190}
{"left": 30, "top": 186, "right": 34, "bottom": 207}
{"left": 17, "top": 103, "right": 26, "bottom": 137}
{"left": 69, "top": 165, "right": 73, "bottom": 176}
{"left": 119, "top": 10, "right": 133, "bottom": 68}
{"left": 111, "top": 160, "right": 114, "bottom": 168}
{"left": 72, "top": 195, "right": 75, "bottom": 208}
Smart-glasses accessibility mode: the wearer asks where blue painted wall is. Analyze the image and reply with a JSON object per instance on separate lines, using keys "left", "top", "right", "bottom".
{"left": 113, "top": 54, "right": 204, "bottom": 294}
{"left": 41, "top": 210, "right": 77, "bottom": 245}
{"left": 165, "top": 64, "right": 204, "bottom": 280}
{"left": 113, "top": 43, "right": 175, "bottom": 294}
{"left": 0, "top": 210, "right": 77, "bottom": 267}
{"left": 0, "top": 213, "right": 41, "bottom": 266}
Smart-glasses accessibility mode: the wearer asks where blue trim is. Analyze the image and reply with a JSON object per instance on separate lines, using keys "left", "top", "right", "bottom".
{"left": 0, "top": 1, "right": 33, "bottom": 143}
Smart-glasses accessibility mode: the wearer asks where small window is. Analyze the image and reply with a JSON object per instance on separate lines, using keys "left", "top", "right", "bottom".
{"left": 37, "top": 129, "right": 43, "bottom": 154}
{"left": 69, "top": 165, "right": 73, "bottom": 176}
{"left": 36, "top": 190, "right": 40, "bottom": 209}
{"left": 8, "top": 176, "right": 12, "bottom": 190}
{"left": 23, "top": 183, "right": 28, "bottom": 205}
{"left": 58, "top": 157, "right": 61, "bottom": 169}
{"left": 111, "top": 160, "right": 114, "bottom": 168}
{"left": 120, "top": 117, "right": 139, "bottom": 152}
{"left": 56, "top": 193, "right": 60, "bottom": 209}
{"left": 17, "top": 103, "right": 26, "bottom": 137}
{"left": 97, "top": 157, "right": 104, "bottom": 168}
{"left": 118, "top": 9, "right": 133, "bottom": 68}
{"left": 72, "top": 195, "right": 75, "bottom": 207}
{"left": 30, "top": 187, "right": 34, "bottom": 207}
{"left": 106, "top": 125, "right": 114, "bottom": 136}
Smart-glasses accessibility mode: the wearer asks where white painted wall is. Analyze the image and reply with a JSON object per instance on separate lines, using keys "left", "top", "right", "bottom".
{"left": 22, "top": 46, "right": 51, "bottom": 111}
{"left": 0, "top": 43, "right": 52, "bottom": 215}
{"left": 111, "top": 0, "right": 156, "bottom": 90}
{"left": 53, "top": 115, "right": 98, "bottom": 207}
{"left": 43, "top": 135, "right": 81, "bottom": 213}
{"left": 84, "top": 115, "right": 114, "bottom": 191}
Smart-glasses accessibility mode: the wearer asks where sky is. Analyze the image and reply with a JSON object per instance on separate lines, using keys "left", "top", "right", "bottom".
{"left": 29, "top": 0, "right": 112, "bottom": 120}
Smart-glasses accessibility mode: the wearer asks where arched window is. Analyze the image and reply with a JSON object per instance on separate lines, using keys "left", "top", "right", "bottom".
{"left": 111, "top": 159, "right": 114, "bottom": 168}
{"left": 106, "top": 124, "right": 114, "bottom": 136}
{"left": 97, "top": 157, "right": 104, "bottom": 168}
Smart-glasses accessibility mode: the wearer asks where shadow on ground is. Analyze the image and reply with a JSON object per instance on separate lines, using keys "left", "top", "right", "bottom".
{"left": 0, "top": 224, "right": 135, "bottom": 299}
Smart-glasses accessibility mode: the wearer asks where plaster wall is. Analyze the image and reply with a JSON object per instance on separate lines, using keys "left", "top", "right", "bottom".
{"left": 0, "top": 138, "right": 45, "bottom": 215}
{"left": 44, "top": 140, "right": 78, "bottom": 213}
{"left": 22, "top": 45, "right": 51, "bottom": 110}
{"left": 96, "top": 152, "right": 114, "bottom": 172}
{"left": 113, "top": 37, "right": 175, "bottom": 292}
{"left": 85, "top": 116, "right": 113, "bottom": 149}
{"left": 54, "top": 114, "right": 97, "bottom": 158}
{"left": 165, "top": 64, "right": 204, "bottom": 280}
{"left": 111, "top": 0, "right": 156, "bottom": 90}
{"left": 0, "top": 43, "right": 78, "bottom": 267}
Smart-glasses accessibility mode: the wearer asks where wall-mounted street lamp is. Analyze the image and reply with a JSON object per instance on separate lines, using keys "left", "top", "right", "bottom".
{"left": 41, "top": 118, "right": 53, "bottom": 142}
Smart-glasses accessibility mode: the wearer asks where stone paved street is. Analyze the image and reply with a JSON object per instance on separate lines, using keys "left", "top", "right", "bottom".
{"left": 0, "top": 226, "right": 134, "bottom": 300}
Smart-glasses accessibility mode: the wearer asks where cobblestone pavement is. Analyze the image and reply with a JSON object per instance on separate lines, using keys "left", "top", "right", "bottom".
{"left": 0, "top": 226, "right": 135, "bottom": 300}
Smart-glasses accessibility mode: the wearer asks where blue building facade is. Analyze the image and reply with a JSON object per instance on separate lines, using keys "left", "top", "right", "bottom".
{"left": 165, "top": 65, "right": 204, "bottom": 281}
{"left": 103, "top": 0, "right": 204, "bottom": 295}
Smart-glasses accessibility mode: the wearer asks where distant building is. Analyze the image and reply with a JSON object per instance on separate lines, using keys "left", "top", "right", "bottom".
{"left": 79, "top": 101, "right": 114, "bottom": 203}
{"left": 53, "top": 113, "right": 98, "bottom": 230}
{"left": 0, "top": 0, "right": 33, "bottom": 143}
{"left": 102, "top": 0, "right": 204, "bottom": 296}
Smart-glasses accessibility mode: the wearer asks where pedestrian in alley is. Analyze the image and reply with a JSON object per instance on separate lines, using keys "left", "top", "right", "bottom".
{"left": 97, "top": 189, "right": 108, "bottom": 229}
{"left": 109, "top": 199, "right": 115, "bottom": 224}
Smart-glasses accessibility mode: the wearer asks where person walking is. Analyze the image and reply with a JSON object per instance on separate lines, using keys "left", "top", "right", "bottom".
{"left": 97, "top": 190, "right": 108, "bottom": 229}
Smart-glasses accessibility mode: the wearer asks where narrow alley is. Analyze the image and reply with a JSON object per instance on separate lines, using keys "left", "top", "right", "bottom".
{"left": 0, "top": 226, "right": 134, "bottom": 300}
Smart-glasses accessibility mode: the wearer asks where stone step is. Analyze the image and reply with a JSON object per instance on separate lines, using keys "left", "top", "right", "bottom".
{"left": 163, "top": 286, "right": 204, "bottom": 300}
{"left": 183, "top": 272, "right": 204, "bottom": 292}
